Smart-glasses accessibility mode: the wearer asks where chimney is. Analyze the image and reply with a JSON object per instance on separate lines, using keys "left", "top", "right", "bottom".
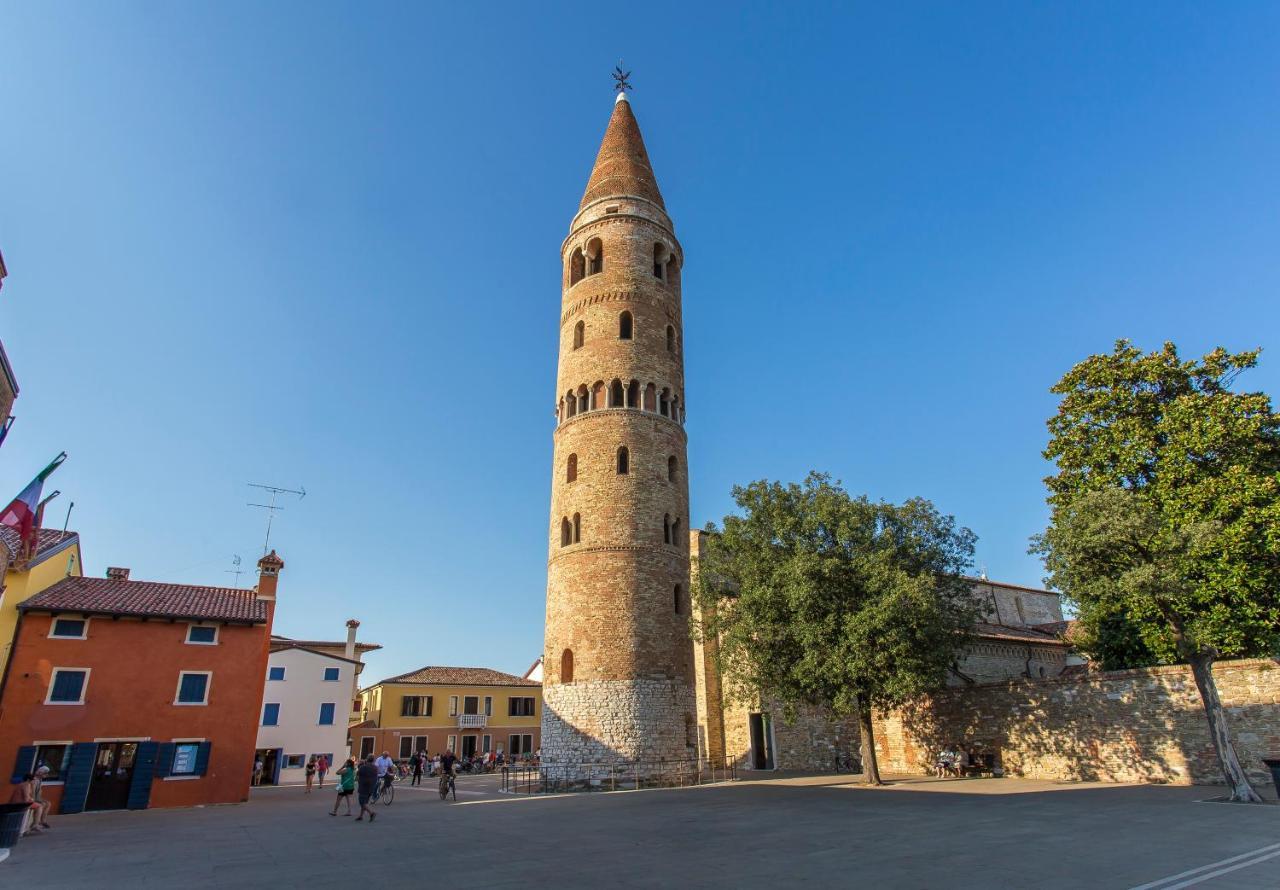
{"left": 345, "top": 619, "right": 360, "bottom": 661}
{"left": 255, "top": 550, "right": 284, "bottom": 601}
{"left": 106, "top": 567, "right": 130, "bottom": 581}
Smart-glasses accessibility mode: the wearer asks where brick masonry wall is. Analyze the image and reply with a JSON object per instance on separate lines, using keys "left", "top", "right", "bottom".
{"left": 874, "top": 657, "right": 1280, "bottom": 786}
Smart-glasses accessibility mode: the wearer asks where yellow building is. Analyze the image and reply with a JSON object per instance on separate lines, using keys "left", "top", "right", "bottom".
{"left": 0, "top": 527, "right": 83, "bottom": 680}
{"left": 354, "top": 666, "right": 542, "bottom": 762}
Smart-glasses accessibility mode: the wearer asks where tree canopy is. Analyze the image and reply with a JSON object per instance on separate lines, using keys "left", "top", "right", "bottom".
{"left": 694, "top": 473, "right": 979, "bottom": 783}
{"left": 1032, "top": 340, "right": 1280, "bottom": 801}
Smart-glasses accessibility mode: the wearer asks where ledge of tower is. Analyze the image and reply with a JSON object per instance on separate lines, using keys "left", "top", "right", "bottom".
{"left": 579, "top": 94, "right": 666, "bottom": 211}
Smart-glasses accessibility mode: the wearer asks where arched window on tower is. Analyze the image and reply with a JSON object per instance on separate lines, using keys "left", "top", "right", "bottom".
{"left": 667, "top": 256, "right": 680, "bottom": 289}
{"left": 573, "top": 321, "right": 584, "bottom": 350}
{"left": 619, "top": 311, "right": 633, "bottom": 340}
{"left": 644, "top": 383, "right": 656, "bottom": 411}
{"left": 610, "top": 379, "right": 624, "bottom": 407}
{"left": 666, "top": 325, "right": 675, "bottom": 353}
{"left": 668, "top": 455, "right": 677, "bottom": 482}
{"left": 627, "top": 379, "right": 639, "bottom": 408}
{"left": 567, "top": 453, "right": 578, "bottom": 483}
{"left": 561, "top": 648, "right": 574, "bottom": 683}
{"left": 570, "top": 248, "right": 585, "bottom": 286}
{"left": 653, "top": 242, "right": 669, "bottom": 279}
{"left": 672, "top": 517, "right": 682, "bottom": 543}
{"left": 674, "top": 584, "right": 683, "bottom": 614}
{"left": 565, "top": 390, "right": 577, "bottom": 418}
{"left": 572, "top": 512, "right": 581, "bottom": 544}
{"left": 592, "top": 380, "right": 606, "bottom": 410}
{"left": 616, "top": 446, "right": 629, "bottom": 475}
{"left": 576, "top": 385, "right": 589, "bottom": 414}
{"left": 659, "top": 387, "right": 671, "bottom": 417}
{"left": 663, "top": 513, "right": 671, "bottom": 545}
{"left": 586, "top": 238, "right": 603, "bottom": 276}
{"left": 560, "top": 518, "right": 571, "bottom": 547}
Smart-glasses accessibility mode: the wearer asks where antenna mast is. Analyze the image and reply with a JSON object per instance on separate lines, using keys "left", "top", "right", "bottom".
{"left": 247, "top": 482, "right": 306, "bottom": 555}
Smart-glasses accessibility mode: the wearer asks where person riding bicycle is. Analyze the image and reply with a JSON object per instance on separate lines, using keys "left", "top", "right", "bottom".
{"left": 375, "top": 750, "right": 395, "bottom": 795}
{"left": 439, "top": 748, "right": 458, "bottom": 777}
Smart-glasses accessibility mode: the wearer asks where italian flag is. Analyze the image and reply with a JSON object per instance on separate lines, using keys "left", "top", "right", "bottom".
{"left": 0, "top": 453, "right": 66, "bottom": 545}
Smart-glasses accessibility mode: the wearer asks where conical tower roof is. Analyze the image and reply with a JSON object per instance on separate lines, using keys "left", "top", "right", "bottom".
{"left": 580, "top": 94, "right": 665, "bottom": 211}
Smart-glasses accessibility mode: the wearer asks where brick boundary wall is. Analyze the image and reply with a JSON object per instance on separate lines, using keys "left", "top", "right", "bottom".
{"left": 873, "top": 657, "right": 1280, "bottom": 786}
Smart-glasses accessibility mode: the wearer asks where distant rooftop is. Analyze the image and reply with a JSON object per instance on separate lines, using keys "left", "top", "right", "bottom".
{"left": 373, "top": 665, "right": 541, "bottom": 688}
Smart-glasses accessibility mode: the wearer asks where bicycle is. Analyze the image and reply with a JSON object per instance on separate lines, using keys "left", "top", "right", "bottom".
{"left": 375, "top": 773, "right": 396, "bottom": 805}
{"left": 438, "top": 770, "right": 456, "bottom": 801}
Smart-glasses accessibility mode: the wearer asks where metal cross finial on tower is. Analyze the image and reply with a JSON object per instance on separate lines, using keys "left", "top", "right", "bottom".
{"left": 247, "top": 482, "right": 305, "bottom": 555}
{"left": 612, "top": 62, "right": 633, "bottom": 93}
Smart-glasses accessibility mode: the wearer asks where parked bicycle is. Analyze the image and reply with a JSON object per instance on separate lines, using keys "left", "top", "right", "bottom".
{"left": 834, "top": 751, "right": 862, "bottom": 773}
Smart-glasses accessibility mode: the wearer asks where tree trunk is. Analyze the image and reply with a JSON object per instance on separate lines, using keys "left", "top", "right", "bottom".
{"left": 1186, "top": 649, "right": 1263, "bottom": 803}
{"left": 857, "top": 700, "right": 883, "bottom": 786}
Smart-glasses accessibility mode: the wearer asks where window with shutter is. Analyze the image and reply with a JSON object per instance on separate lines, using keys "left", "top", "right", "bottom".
{"left": 10, "top": 745, "right": 36, "bottom": 783}
{"left": 154, "top": 743, "right": 176, "bottom": 778}
{"left": 194, "top": 742, "right": 212, "bottom": 776}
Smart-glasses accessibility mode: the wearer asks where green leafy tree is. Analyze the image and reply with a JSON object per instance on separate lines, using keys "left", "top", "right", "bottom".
{"left": 1032, "top": 340, "right": 1280, "bottom": 802}
{"left": 694, "top": 473, "right": 979, "bottom": 784}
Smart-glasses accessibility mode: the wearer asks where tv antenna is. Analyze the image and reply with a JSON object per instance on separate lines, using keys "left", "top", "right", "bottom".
{"left": 247, "top": 482, "right": 306, "bottom": 555}
{"left": 225, "top": 554, "right": 244, "bottom": 587}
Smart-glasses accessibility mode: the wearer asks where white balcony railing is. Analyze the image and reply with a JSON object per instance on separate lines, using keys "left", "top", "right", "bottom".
{"left": 458, "top": 714, "right": 488, "bottom": 729}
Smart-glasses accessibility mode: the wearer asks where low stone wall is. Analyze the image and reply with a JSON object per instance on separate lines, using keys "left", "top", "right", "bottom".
{"left": 874, "top": 657, "right": 1280, "bottom": 786}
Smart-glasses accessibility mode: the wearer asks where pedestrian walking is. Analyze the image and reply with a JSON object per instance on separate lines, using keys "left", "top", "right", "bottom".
{"left": 252, "top": 756, "right": 264, "bottom": 786}
{"left": 316, "top": 754, "right": 329, "bottom": 789}
{"left": 355, "top": 755, "right": 379, "bottom": 822}
{"left": 411, "top": 752, "right": 424, "bottom": 786}
{"left": 305, "top": 756, "right": 317, "bottom": 793}
{"left": 330, "top": 758, "right": 356, "bottom": 816}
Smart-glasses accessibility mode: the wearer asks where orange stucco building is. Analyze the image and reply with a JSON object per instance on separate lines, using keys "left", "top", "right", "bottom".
{"left": 0, "top": 552, "right": 282, "bottom": 812}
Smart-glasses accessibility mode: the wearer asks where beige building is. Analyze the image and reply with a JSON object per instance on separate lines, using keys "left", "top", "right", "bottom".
{"left": 355, "top": 666, "right": 542, "bottom": 762}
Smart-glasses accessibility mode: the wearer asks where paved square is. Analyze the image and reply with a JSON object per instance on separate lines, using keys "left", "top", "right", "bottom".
{"left": 4, "top": 774, "right": 1278, "bottom": 888}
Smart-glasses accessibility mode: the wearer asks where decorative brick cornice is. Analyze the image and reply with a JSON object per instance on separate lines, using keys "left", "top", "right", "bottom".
{"left": 561, "top": 288, "right": 681, "bottom": 327}
{"left": 554, "top": 406, "right": 688, "bottom": 439}
{"left": 548, "top": 543, "right": 689, "bottom": 567}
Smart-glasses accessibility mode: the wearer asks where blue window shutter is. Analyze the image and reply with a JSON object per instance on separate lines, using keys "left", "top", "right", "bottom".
{"left": 126, "top": 742, "right": 158, "bottom": 809}
{"left": 195, "top": 741, "right": 212, "bottom": 776}
{"left": 58, "top": 743, "right": 98, "bottom": 814}
{"left": 10, "top": 746, "right": 36, "bottom": 783}
{"left": 319, "top": 702, "right": 335, "bottom": 725}
{"left": 154, "top": 743, "right": 176, "bottom": 779}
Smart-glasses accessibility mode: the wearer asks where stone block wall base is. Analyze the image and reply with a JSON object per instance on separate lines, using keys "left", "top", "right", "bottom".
{"left": 542, "top": 678, "right": 697, "bottom": 766}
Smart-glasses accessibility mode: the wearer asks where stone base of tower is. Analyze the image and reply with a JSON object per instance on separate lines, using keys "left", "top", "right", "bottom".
{"left": 541, "top": 678, "right": 697, "bottom": 770}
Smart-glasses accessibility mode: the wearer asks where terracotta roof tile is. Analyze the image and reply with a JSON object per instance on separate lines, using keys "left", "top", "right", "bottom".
{"left": 0, "top": 527, "right": 78, "bottom": 563}
{"left": 375, "top": 665, "right": 541, "bottom": 688}
{"left": 973, "top": 622, "right": 1070, "bottom": 645}
{"left": 21, "top": 575, "right": 267, "bottom": 623}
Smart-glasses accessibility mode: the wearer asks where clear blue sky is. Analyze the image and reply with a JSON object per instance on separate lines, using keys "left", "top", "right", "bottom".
{"left": 2, "top": 3, "right": 1277, "bottom": 683}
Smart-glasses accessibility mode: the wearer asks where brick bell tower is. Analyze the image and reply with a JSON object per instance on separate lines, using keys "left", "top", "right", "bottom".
{"left": 541, "top": 88, "right": 697, "bottom": 767}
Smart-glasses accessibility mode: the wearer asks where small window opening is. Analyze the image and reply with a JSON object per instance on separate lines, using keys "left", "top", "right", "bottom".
{"left": 577, "top": 386, "right": 589, "bottom": 413}
{"left": 627, "top": 379, "right": 639, "bottom": 408}
{"left": 569, "top": 248, "right": 585, "bottom": 286}
{"left": 619, "top": 311, "right": 633, "bottom": 340}
{"left": 605, "top": 205, "right": 619, "bottom": 214}
{"left": 653, "top": 243, "right": 669, "bottom": 279}
{"left": 663, "top": 513, "right": 671, "bottom": 544}
{"left": 567, "top": 454, "right": 578, "bottom": 483}
{"left": 668, "top": 455, "right": 677, "bottom": 482}
{"left": 666, "top": 325, "right": 675, "bottom": 353}
{"left": 610, "top": 379, "right": 624, "bottom": 407}
{"left": 560, "top": 518, "right": 571, "bottom": 547}
{"left": 644, "top": 383, "right": 656, "bottom": 411}
{"left": 674, "top": 584, "right": 682, "bottom": 614}
{"left": 616, "top": 446, "right": 629, "bottom": 475}
{"left": 561, "top": 649, "right": 574, "bottom": 683}
{"left": 573, "top": 321, "right": 584, "bottom": 350}
{"left": 592, "top": 380, "right": 605, "bottom": 409}
{"left": 660, "top": 388, "right": 670, "bottom": 417}
{"left": 572, "top": 512, "right": 581, "bottom": 544}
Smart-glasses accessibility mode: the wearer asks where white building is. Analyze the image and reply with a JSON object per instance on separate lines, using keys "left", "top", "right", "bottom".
{"left": 255, "top": 620, "right": 379, "bottom": 785}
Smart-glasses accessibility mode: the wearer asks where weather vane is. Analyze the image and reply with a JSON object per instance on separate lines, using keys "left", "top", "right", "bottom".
{"left": 612, "top": 62, "right": 632, "bottom": 93}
